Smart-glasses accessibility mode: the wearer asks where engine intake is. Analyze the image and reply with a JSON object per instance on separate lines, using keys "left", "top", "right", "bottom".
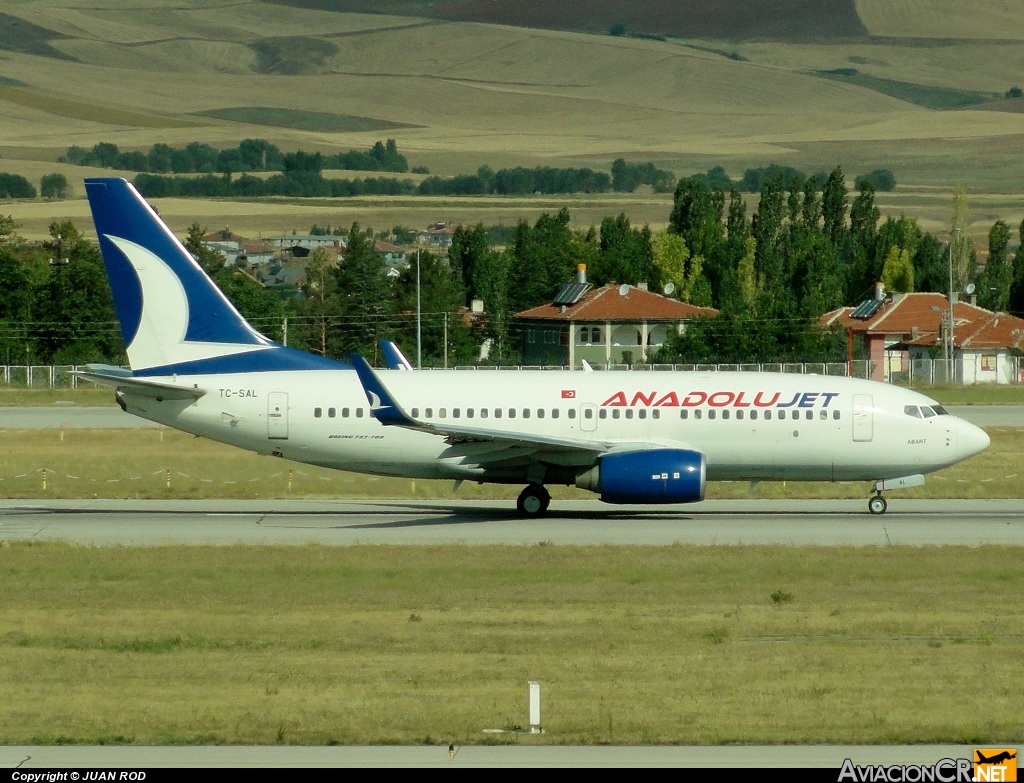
{"left": 575, "top": 448, "right": 706, "bottom": 504}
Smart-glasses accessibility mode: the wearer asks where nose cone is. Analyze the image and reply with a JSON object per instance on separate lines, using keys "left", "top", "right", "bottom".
{"left": 957, "top": 418, "right": 990, "bottom": 460}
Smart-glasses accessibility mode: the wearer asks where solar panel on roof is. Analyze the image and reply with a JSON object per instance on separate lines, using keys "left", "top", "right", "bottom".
{"left": 553, "top": 282, "right": 591, "bottom": 305}
{"left": 851, "top": 298, "right": 883, "bottom": 320}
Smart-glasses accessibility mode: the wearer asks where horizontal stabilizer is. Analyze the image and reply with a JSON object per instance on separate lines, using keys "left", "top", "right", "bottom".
{"left": 72, "top": 365, "right": 206, "bottom": 400}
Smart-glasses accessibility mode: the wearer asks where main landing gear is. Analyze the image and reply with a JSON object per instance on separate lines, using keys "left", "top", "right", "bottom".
{"left": 868, "top": 493, "right": 888, "bottom": 515}
{"left": 516, "top": 483, "right": 551, "bottom": 517}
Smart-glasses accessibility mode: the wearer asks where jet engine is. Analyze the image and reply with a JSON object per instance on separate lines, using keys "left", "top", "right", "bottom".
{"left": 575, "top": 448, "right": 706, "bottom": 504}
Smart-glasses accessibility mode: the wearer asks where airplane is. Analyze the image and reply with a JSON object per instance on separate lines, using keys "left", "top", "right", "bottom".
{"left": 77, "top": 177, "right": 991, "bottom": 517}
{"left": 976, "top": 752, "right": 1016, "bottom": 765}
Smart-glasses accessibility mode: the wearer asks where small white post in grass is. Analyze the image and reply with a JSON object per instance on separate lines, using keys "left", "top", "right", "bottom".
{"left": 528, "top": 680, "right": 542, "bottom": 734}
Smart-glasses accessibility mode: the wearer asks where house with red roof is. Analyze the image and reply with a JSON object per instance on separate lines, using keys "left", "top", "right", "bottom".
{"left": 821, "top": 290, "right": 1024, "bottom": 384}
{"left": 515, "top": 266, "right": 717, "bottom": 367}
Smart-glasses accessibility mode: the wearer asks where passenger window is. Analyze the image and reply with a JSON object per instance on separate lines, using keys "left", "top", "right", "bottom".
{"left": 551, "top": 409, "right": 559, "bottom": 419}
{"left": 708, "top": 410, "right": 716, "bottom": 420}
{"left": 905, "top": 405, "right": 922, "bottom": 418}
{"left": 480, "top": 409, "right": 488, "bottom": 419}
{"left": 819, "top": 410, "right": 827, "bottom": 420}
{"left": 523, "top": 409, "right": 530, "bottom": 419}
{"left": 652, "top": 410, "right": 660, "bottom": 420}
{"left": 342, "top": 407, "right": 350, "bottom": 417}
{"left": 805, "top": 410, "right": 813, "bottom": 420}
{"left": 467, "top": 408, "right": 474, "bottom": 419}
{"left": 764, "top": 410, "right": 772, "bottom": 420}
{"left": 832, "top": 410, "right": 841, "bottom": 420}
{"left": 599, "top": 409, "right": 607, "bottom": 419}
{"left": 736, "top": 410, "right": 743, "bottom": 420}
{"left": 314, "top": 407, "right": 322, "bottom": 418}
{"left": 328, "top": 407, "right": 336, "bottom": 418}
{"left": 694, "top": 409, "right": 702, "bottom": 420}
{"left": 638, "top": 409, "right": 646, "bottom": 420}
{"left": 425, "top": 408, "right": 433, "bottom": 418}
{"left": 411, "top": 407, "right": 419, "bottom": 418}
{"left": 453, "top": 408, "right": 460, "bottom": 418}
{"left": 680, "top": 409, "right": 688, "bottom": 420}
{"left": 439, "top": 408, "right": 447, "bottom": 418}
{"left": 750, "top": 410, "right": 757, "bottom": 420}
{"left": 356, "top": 408, "right": 364, "bottom": 418}
{"left": 612, "top": 409, "right": 620, "bottom": 419}
{"left": 583, "top": 409, "right": 592, "bottom": 419}
{"left": 778, "top": 410, "right": 786, "bottom": 420}
{"left": 537, "top": 409, "right": 545, "bottom": 419}
{"left": 568, "top": 409, "right": 576, "bottom": 419}
{"left": 508, "top": 409, "right": 516, "bottom": 419}
{"left": 494, "top": 408, "right": 501, "bottom": 418}
{"left": 722, "top": 410, "right": 730, "bottom": 420}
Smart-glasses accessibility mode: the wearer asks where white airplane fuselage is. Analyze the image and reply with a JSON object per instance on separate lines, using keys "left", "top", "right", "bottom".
{"left": 118, "top": 368, "right": 986, "bottom": 485}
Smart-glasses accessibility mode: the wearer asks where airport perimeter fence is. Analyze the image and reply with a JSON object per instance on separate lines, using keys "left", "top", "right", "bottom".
{"left": 2, "top": 359, "right": 1020, "bottom": 388}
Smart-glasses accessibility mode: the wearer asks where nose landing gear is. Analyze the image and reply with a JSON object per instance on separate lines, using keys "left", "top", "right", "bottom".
{"left": 516, "top": 483, "right": 551, "bottom": 517}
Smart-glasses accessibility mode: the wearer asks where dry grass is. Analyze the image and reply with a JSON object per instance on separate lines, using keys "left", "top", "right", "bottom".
{"left": 3, "top": 3, "right": 1024, "bottom": 239}
{"left": 0, "top": 543, "right": 1021, "bottom": 745}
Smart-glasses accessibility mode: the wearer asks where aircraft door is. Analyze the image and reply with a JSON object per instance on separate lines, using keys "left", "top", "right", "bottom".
{"left": 268, "top": 392, "right": 289, "bottom": 440}
{"left": 852, "top": 394, "right": 873, "bottom": 442}
{"left": 580, "top": 403, "right": 598, "bottom": 432}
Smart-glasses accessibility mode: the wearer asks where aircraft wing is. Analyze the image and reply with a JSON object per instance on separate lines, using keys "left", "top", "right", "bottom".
{"left": 72, "top": 364, "right": 207, "bottom": 400}
{"left": 350, "top": 354, "right": 625, "bottom": 465}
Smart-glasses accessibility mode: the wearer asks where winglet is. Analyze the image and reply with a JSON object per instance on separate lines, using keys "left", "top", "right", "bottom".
{"left": 350, "top": 353, "right": 417, "bottom": 426}
{"left": 379, "top": 339, "right": 414, "bottom": 370}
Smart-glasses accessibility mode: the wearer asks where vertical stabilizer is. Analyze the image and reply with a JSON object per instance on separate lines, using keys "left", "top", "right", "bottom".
{"left": 84, "top": 177, "right": 346, "bottom": 376}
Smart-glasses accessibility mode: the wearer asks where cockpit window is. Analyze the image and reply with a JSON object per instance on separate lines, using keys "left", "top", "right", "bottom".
{"left": 920, "top": 406, "right": 936, "bottom": 418}
{"left": 932, "top": 405, "right": 949, "bottom": 416}
{"left": 904, "top": 405, "right": 922, "bottom": 418}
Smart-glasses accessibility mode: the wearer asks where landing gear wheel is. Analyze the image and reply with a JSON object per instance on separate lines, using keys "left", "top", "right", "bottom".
{"left": 517, "top": 484, "right": 551, "bottom": 517}
{"left": 868, "top": 494, "right": 888, "bottom": 515}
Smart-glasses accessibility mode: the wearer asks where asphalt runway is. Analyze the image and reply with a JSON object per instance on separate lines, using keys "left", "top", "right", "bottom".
{"left": 2, "top": 498, "right": 1023, "bottom": 545}
{"left": 0, "top": 743, "right": 1000, "bottom": 769}
{"left": 1, "top": 404, "right": 1021, "bottom": 429}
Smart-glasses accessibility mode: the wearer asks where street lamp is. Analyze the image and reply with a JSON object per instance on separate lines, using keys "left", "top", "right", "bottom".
{"left": 416, "top": 247, "right": 422, "bottom": 369}
{"left": 947, "top": 227, "right": 961, "bottom": 383}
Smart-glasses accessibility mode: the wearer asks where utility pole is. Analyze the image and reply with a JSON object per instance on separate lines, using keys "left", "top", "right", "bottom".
{"left": 948, "top": 227, "right": 960, "bottom": 383}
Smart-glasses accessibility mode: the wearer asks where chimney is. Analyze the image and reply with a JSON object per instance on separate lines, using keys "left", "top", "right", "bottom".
{"left": 577, "top": 264, "right": 587, "bottom": 284}
{"left": 874, "top": 282, "right": 885, "bottom": 301}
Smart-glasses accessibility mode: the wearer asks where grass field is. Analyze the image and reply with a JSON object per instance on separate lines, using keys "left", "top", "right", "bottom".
{"left": 0, "top": 543, "right": 1020, "bottom": 745}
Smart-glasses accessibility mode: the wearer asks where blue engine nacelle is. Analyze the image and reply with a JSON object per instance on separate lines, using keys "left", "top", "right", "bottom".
{"left": 575, "top": 448, "right": 706, "bottom": 504}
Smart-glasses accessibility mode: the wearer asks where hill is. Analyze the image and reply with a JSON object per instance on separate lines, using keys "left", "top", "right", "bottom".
{"left": 2, "top": 0, "right": 1024, "bottom": 242}
{"left": 264, "top": 0, "right": 868, "bottom": 41}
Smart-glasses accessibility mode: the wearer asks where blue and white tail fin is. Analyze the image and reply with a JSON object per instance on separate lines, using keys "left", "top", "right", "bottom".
{"left": 85, "top": 177, "right": 346, "bottom": 377}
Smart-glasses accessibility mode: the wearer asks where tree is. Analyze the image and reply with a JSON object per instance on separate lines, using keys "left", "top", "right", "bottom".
{"left": 978, "top": 220, "right": 1013, "bottom": 311}
{"left": 40, "top": 173, "right": 69, "bottom": 199}
{"left": 880, "top": 246, "right": 914, "bottom": 293}
{"left": 1008, "top": 218, "right": 1024, "bottom": 316}
{"left": 296, "top": 247, "right": 340, "bottom": 356}
{"left": 332, "top": 222, "right": 393, "bottom": 361}
{"left": 821, "top": 166, "right": 847, "bottom": 247}
{"left": 949, "top": 183, "right": 971, "bottom": 291}
{"left": 592, "top": 213, "right": 655, "bottom": 288}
